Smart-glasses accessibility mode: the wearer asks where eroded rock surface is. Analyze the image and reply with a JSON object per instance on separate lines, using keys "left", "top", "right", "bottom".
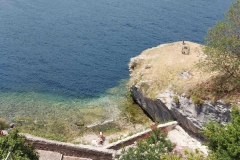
{"left": 130, "top": 86, "right": 231, "bottom": 139}
{"left": 130, "top": 85, "right": 173, "bottom": 122}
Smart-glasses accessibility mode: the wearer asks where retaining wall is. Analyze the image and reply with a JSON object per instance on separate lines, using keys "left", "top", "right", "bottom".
{"left": 24, "top": 121, "right": 178, "bottom": 159}
{"left": 104, "top": 121, "right": 178, "bottom": 150}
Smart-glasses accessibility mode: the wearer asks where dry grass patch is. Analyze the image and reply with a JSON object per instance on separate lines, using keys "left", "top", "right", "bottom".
{"left": 187, "top": 75, "right": 240, "bottom": 103}
{"left": 128, "top": 41, "right": 214, "bottom": 98}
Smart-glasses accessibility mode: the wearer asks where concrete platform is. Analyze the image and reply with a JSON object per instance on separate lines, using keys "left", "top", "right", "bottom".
{"left": 38, "top": 150, "right": 62, "bottom": 160}
{"left": 38, "top": 150, "right": 92, "bottom": 160}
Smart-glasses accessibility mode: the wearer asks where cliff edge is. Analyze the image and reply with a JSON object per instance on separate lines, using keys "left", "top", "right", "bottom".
{"left": 128, "top": 41, "right": 231, "bottom": 139}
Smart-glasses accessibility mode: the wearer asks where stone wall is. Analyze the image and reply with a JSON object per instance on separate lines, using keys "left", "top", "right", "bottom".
{"left": 24, "top": 135, "right": 116, "bottom": 160}
{"left": 24, "top": 121, "right": 178, "bottom": 159}
{"left": 104, "top": 121, "right": 178, "bottom": 150}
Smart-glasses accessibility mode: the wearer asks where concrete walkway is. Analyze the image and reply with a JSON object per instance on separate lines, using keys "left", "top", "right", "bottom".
{"left": 38, "top": 150, "right": 62, "bottom": 160}
{"left": 29, "top": 121, "right": 207, "bottom": 159}
{"left": 38, "top": 150, "right": 91, "bottom": 160}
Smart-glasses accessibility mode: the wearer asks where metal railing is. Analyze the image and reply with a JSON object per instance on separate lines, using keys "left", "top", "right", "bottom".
{"left": 5, "top": 147, "right": 15, "bottom": 160}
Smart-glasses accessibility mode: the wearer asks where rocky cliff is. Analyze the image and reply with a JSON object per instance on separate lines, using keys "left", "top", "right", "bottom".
{"left": 128, "top": 41, "right": 231, "bottom": 139}
{"left": 130, "top": 86, "right": 231, "bottom": 139}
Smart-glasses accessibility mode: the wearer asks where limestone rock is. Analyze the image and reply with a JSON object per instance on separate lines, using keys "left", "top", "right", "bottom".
{"left": 145, "top": 64, "right": 152, "bottom": 69}
{"left": 130, "top": 86, "right": 173, "bottom": 122}
{"left": 130, "top": 85, "right": 231, "bottom": 139}
{"left": 178, "top": 71, "right": 191, "bottom": 79}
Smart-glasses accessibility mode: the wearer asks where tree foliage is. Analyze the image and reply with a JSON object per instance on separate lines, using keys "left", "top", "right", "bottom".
{"left": 0, "top": 129, "right": 39, "bottom": 160}
{"left": 202, "top": 105, "right": 240, "bottom": 160}
{"left": 199, "top": 0, "right": 240, "bottom": 79}
{"left": 118, "top": 125, "right": 174, "bottom": 160}
{"left": 118, "top": 124, "right": 207, "bottom": 160}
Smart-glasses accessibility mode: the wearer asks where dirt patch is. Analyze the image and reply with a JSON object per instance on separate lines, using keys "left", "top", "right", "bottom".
{"left": 38, "top": 150, "right": 62, "bottom": 160}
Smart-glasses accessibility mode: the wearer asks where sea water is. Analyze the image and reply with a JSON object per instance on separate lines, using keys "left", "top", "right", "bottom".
{"left": 0, "top": 0, "right": 233, "bottom": 123}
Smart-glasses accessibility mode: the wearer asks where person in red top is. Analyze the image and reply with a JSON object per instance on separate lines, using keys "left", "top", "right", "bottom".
{"left": 97, "top": 132, "right": 105, "bottom": 145}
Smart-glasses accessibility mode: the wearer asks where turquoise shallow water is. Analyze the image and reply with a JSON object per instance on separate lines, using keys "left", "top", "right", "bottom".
{"left": 0, "top": 0, "right": 233, "bottom": 122}
{"left": 0, "top": 80, "right": 128, "bottom": 125}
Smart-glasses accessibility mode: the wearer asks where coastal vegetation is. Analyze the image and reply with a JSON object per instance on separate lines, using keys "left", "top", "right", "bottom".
{"left": 202, "top": 105, "right": 240, "bottom": 160}
{"left": 118, "top": 123, "right": 205, "bottom": 160}
{"left": 199, "top": 0, "right": 240, "bottom": 81}
{"left": 195, "top": 0, "right": 240, "bottom": 103}
{"left": 128, "top": 0, "right": 240, "bottom": 104}
{"left": 0, "top": 130, "right": 38, "bottom": 160}
{"left": 118, "top": 124, "right": 174, "bottom": 160}
{"left": 0, "top": 1, "right": 239, "bottom": 159}
{"left": 118, "top": 105, "right": 240, "bottom": 160}
{"left": 126, "top": 0, "right": 240, "bottom": 159}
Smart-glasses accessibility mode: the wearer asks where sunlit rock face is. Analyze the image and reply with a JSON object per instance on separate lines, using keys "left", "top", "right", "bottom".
{"left": 130, "top": 86, "right": 231, "bottom": 139}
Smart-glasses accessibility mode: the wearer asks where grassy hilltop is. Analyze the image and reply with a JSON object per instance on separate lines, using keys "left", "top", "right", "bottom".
{"left": 129, "top": 41, "right": 240, "bottom": 104}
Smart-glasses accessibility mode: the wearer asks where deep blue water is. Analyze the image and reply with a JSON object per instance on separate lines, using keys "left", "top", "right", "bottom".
{"left": 0, "top": 0, "right": 233, "bottom": 99}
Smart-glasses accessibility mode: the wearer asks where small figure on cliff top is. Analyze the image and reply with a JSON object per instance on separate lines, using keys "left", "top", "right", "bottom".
{"left": 182, "top": 41, "right": 190, "bottom": 55}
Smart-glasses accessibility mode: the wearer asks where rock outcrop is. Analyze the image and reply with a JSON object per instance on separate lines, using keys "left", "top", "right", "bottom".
{"left": 130, "top": 86, "right": 231, "bottom": 139}
{"left": 130, "top": 86, "right": 173, "bottom": 122}
{"left": 128, "top": 41, "right": 232, "bottom": 139}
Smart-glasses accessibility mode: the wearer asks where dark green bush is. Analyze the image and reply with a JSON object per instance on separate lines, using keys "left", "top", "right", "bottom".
{"left": 118, "top": 124, "right": 174, "bottom": 160}
{"left": 0, "top": 129, "right": 39, "bottom": 160}
{"left": 202, "top": 105, "right": 240, "bottom": 160}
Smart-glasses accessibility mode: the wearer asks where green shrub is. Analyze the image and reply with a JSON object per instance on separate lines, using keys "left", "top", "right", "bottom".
{"left": 173, "top": 96, "right": 179, "bottom": 104}
{"left": 191, "top": 95, "right": 204, "bottom": 105}
{"left": 117, "top": 124, "right": 174, "bottom": 160}
{"left": 75, "top": 121, "right": 84, "bottom": 127}
{"left": 117, "top": 123, "right": 208, "bottom": 160}
{"left": 201, "top": 104, "right": 240, "bottom": 160}
{"left": 120, "top": 93, "right": 150, "bottom": 124}
{"left": 0, "top": 129, "right": 38, "bottom": 160}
